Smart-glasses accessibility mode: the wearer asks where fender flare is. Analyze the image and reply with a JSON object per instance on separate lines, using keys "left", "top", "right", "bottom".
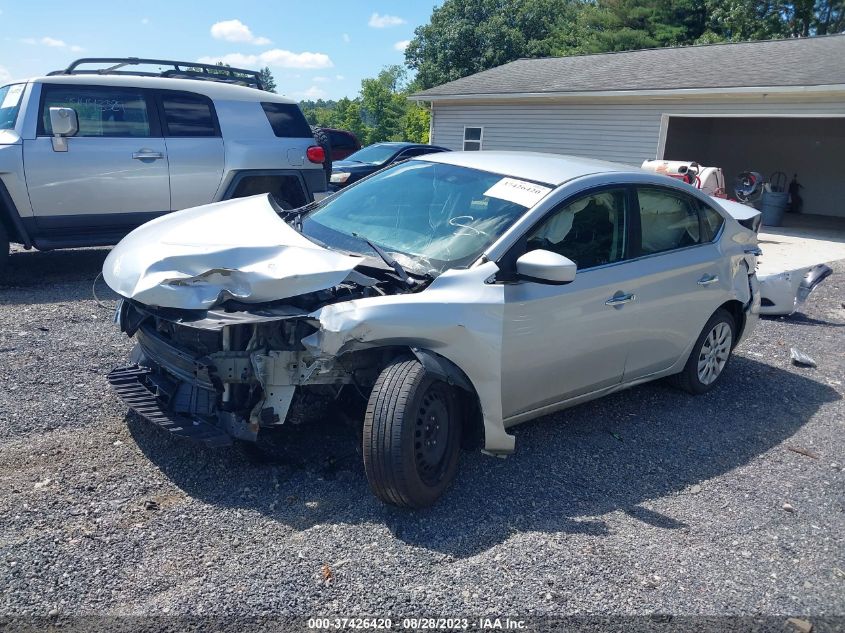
{"left": 410, "top": 347, "right": 475, "bottom": 394}
{"left": 0, "top": 180, "right": 32, "bottom": 248}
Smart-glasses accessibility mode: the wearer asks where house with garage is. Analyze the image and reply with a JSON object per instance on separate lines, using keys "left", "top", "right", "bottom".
{"left": 410, "top": 34, "right": 845, "bottom": 220}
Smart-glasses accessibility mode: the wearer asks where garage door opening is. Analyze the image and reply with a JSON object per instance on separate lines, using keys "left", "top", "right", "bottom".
{"left": 661, "top": 116, "right": 845, "bottom": 221}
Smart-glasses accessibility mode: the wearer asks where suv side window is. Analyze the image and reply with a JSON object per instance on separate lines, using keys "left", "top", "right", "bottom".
{"left": 261, "top": 102, "right": 312, "bottom": 138}
{"left": 636, "top": 187, "right": 701, "bottom": 256}
{"left": 40, "top": 85, "right": 151, "bottom": 137}
{"left": 160, "top": 91, "right": 218, "bottom": 137}
{"left": 525, "top": 188, "right": 628, "bottom": 270}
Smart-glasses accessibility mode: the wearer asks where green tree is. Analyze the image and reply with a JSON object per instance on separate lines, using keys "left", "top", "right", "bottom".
{"left": 258, "top": 66, "right": 277, "bottom": 93}
{"left": 407, "top": 0, "right": 843, "bottom": 91}
{"left": 406, "top": 0, "right": 579, "bottom": 90}
{"left": 404, "top": 103, "right": 431, "bottom": 143}
{"left": 360, "top": 65, "right": 410, "bottom": 143}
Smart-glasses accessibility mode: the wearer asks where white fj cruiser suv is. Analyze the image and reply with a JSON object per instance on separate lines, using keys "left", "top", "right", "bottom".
{"left": 0, "top": 57, "right": 328, "bottom": 271}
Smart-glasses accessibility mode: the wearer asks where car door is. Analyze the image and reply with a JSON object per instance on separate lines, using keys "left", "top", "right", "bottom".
{"left": 620, "top": 186, "right": 731, "bottom": 380}
{"left": 157, "top": 90, "right": 224, "bottom": 210}
{"left": 23, "top": 83, "right": 170, "bottom": 233}
{"left": 500, "top": 186, "right": 637, "bottom": 419}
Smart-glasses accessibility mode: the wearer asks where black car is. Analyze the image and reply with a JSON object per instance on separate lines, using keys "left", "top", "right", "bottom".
{"left": 328, "top": 142, "right": 450, "bottom": 190}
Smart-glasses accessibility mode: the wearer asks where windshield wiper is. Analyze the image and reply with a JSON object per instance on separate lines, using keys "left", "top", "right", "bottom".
{"left": 352, "top": 233, "right": 416, "bottom": 288}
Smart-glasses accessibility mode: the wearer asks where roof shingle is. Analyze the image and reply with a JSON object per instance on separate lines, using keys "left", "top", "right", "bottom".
{"left": 412, "top": 34, "right": 845, "bottom": 99}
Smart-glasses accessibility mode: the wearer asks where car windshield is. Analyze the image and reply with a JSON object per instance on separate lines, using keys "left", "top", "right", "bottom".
{"left": 343, "top": 143, "right": 404, "bottom": 165}
{"left": 301, "top": 160, "right": 552, "bottom": 275}
{"left": 0, "top": 84, "right": 25, "bottom": 130}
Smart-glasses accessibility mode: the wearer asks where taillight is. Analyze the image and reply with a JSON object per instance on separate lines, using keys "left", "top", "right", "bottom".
{"left": 307, "top": 146, "right": 325, "bottom": 164}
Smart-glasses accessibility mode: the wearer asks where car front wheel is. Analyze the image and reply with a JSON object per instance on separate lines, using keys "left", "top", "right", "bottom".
{"left": 671, "top": 308, "right": 736, "bottom": 395}
{"left": 363, "top": 358, "right": 462, "bottom": 508}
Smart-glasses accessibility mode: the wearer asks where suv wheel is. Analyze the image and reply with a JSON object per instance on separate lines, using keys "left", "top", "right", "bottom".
{"left": 0, "top": 222, "right": 9, "bottom": 274}
{"left": 670, "top": 308, "right": 736, "bottom": 395}
{"left": 363, "top": 358, "right": 462, "bottom": 508}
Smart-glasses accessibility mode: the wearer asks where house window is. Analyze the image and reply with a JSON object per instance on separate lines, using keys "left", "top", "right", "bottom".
{"left": 463, "top": 126, "right": 483, "bottom": 151}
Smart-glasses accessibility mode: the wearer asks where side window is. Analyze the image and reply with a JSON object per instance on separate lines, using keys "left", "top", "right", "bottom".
{"left": 160, "top": 92, "right": 218, "bottom": 137}
{"left": 699, "top": 202, "right": 726, "bottom": 242}
{"left": 636, "top": 187, "right": 701, "bottom": 256}
{"left": 399, "top": 147, "right": 434, "bottom": 160}
{"left": 463, "top": 126, "right": 483, "bottom": 151}
{"left": 40, "top": 85, "right": 151, "bottom": 137}
{"left": 261, "top": 102, "right": 312, "bottom": 138}
{"left": 525, "top": 188, "right": 628, "bottom": 270}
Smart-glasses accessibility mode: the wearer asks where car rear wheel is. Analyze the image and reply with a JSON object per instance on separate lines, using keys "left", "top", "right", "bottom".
{"left": 670, "top": 308, "right": 736, "bottom": 395}
{"left": 363, "top": 358, "right": 462, "bottom": 508}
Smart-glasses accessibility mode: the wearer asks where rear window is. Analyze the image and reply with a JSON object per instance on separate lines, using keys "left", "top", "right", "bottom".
{"left": 261, "top": 102, "right": 312, "bottom": 138}
{"left": 160, "top": 92, "right": 218, "bottom": 137}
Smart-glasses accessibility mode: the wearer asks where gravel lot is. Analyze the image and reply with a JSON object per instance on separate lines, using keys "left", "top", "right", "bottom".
{"left": 1, "top": 245, "right": 843, "bottom": 621}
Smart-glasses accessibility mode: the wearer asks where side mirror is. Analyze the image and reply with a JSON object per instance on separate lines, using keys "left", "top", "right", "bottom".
{"left": 49, "top": 107, "right": 78, "bottom": 152}
{"left": 515, "top": 249, "right": 577, "bottom": 284}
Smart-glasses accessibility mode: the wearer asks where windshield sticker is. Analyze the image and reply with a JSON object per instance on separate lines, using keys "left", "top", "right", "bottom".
{"left": 1, "top": 85, "right": 24, "bottom": 109}
{"left": 484, "top": 177, "right": 552, "bottom": 208}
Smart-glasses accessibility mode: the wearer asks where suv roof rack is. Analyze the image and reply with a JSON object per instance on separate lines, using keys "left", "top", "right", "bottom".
{"left": 47, "top": 57, "right": 265, "bottom": 90}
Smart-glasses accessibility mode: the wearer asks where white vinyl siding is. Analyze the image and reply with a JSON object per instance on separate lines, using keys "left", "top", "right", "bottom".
{"left": 430, "top": 96, "right": 845, "bottom": 166}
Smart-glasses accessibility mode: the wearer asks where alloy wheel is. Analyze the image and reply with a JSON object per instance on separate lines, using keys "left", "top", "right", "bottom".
{"left": 697, "top": 322, "right": 733, "bottom": 385}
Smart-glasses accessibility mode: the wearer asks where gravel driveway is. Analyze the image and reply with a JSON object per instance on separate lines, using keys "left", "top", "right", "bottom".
{"left": 1, "top": 246, "right": 843, "bottom": 623}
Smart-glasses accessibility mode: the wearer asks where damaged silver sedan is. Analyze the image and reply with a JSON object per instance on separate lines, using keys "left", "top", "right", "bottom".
{"left": 105, "top": 152, "right": 761, "bottom": 508}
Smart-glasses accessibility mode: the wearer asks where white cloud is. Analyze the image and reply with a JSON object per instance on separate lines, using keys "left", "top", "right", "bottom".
{"left": 342, "top": 33, "right": 351, "bottom": 43}
{"left": 368, "top": 13, "right": 406, "bottom": 28}
{"left": 312, "top": 76, "right": 330, "bottom": 83}
{"left": 299, "top": 85, "right": 327, "bottom": 99}
{"left": 197, "top": 49, "right": 333, "bottom": 70}
{"left": 394, "top": 40, "right": 410, "bottom": 52}
{"left": 141, "top": 17, "right": 150, "bottom": 25}
{"left": 21, "top": 36, "right": 83, "bottom": 51}
{"left": 211, "top": 19, "right": 271, "bottom": 45}
{"left": 0, "top": 65, "right": 11, "bottom": 83}
{"left": 335, "top": 74, "right": 345, "bottom": 80}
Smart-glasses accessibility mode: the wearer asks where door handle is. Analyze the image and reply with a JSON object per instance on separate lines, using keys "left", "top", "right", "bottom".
{"left": 132, "top": 151, "right": 164, "bottom": 160}
{"left": 605, "top": 293, "right": 636, "bottom": 306}
{"left": 697, "top": 274, "right": 719, "bottom": 286}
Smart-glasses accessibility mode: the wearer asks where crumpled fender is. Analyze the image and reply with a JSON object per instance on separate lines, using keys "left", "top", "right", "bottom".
{"left": 302, "top": 261, "right": 516, "bottom": 454}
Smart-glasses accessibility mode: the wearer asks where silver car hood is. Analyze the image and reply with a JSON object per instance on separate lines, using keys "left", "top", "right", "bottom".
{"left": 103, "top": 195, "right": 363, "bottom": 310}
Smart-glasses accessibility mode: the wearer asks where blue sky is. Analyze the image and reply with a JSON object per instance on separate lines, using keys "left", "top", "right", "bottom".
{"left": 0, "top": 1, "right": 441, "bottom": 100}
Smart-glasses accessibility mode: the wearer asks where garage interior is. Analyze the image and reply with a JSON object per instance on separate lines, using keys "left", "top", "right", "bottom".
{"left": 662, "top": 116, "right": 845, "bottom": 223}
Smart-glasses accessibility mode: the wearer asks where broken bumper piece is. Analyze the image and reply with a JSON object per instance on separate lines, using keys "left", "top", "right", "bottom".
{"left": 758, "top": 263, "right": 833, "bottom": 316}
{"left": 107, "top": 365, "right": 233, "bottom": 448}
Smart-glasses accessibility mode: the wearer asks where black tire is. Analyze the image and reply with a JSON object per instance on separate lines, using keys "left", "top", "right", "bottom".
{"left": 363, "top": 358, "right": 462, "bottom": 508}
{"left": 0, "top": 222, "right": 9, "bottom": 274}
{"left": 311, "top": 126, "right": 333, "bottom": 181}
{"left": 670, "top": 308, "right": 736, "bottom": 395}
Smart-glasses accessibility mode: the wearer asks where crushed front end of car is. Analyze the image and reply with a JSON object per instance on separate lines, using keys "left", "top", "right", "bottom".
{"left": 104, "top": 194, "right": 426, "bottom": 446}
